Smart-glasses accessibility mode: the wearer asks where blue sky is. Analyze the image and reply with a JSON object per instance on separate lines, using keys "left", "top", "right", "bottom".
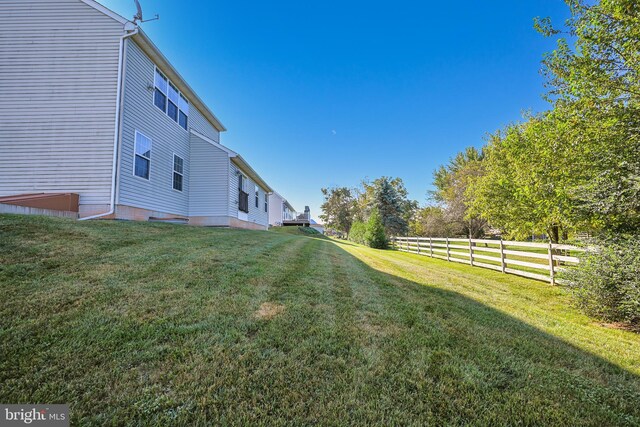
{"left": 102, "top": 0, "right": 570, "bottom": 220}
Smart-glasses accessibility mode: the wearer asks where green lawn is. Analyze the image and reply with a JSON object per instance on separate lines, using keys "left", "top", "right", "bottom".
{"left": 1, "top": 215, "right": 639, "bottom": 425}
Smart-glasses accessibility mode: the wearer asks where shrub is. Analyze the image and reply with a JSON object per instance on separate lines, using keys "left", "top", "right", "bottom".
{"left": 561, "top": 235, "right": 640, "bottom": 326}
{"left": 349, "top": 221, "right": 367, "bottom": 245}
{"left": 364, "top": 209, "right": 387, "bottom": 249}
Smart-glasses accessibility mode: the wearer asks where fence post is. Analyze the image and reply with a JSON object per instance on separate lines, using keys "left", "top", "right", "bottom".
{"left": 406, "top": 237, "right": 409, "bottom": 252}
{"left": 499, "top": 239, "right": 506, "bottom": 273}
{"left": 446, "top": 237, "right": 451, "bottom": 262}
{"left": 548, "top": 242, "right": 556, "bottom": 285}
{"left": 469, "top": 237, "right": 474, "bottom": 267}
{"left": 416, "top": 237, "right": 420, "bottom": 255}
{"left": 429, "top": 237, "right": 433, "bottom": 257}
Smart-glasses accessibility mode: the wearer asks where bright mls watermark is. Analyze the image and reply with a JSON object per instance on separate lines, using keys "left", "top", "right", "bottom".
{"left": 0, "top": 405, "right": 68, "bottom": 426}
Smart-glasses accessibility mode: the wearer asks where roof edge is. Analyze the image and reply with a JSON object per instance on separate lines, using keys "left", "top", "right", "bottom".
{"left": 79, "top": 0, "right": 129, "bottom": 24}
{"left": 231, "top": 156, "right": 273, "bottom": 194}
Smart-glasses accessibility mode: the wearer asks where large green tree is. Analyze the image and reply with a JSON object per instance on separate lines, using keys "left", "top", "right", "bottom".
{"left": 319, "top": 187, "right": 355, "bottom": 236}
{"left": 468, "top": 113, "right": 578, "bottom": 242}
{"left": 535, "top": 0, "right": 640, "bottom": 233}
{"left": 432, "top": 147, "right": 487, "bottom": 238}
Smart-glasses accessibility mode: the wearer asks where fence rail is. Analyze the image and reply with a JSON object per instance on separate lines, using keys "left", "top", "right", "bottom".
{"left": 391, "top": 236, "right": 584, "bottom": 285}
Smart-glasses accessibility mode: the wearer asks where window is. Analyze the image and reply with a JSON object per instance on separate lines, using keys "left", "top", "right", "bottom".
{"left": 173, "top": 154, "right": 184, "bottom": 191}
{"left": 154, "top": 67, "right": 189, "bottom": 131}
{"left": 134, "top": 131, "right": 151, "bottom": 179}
{"left": 167, "top": 82, "right": 179, "bottom": 121}
{"left": 238, "top": 175, "right": 249, "bottom": 213}
{"left": 264, "top": 193, "right": 268, "bottom": 212}
{"left": 178, "top": 94, "right": 189, "bottom": 130}
{"left": 154, "top": 69, "right": 167, "bottom": 112}
{"left": 255, "top": 185, "right": 259, "bottom": 208}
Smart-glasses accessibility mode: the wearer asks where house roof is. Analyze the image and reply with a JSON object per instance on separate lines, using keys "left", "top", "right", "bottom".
{"left": 190, "top": 130, "right": 273, "bottom": 193}
{"left": 81, "top": 0, "right": 226, "bottom": 132}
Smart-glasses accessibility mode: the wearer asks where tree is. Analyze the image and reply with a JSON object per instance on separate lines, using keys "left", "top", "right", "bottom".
{"left": 364, "top": 208, "right": 387, "bottom": 249}
{"left": 534, "top": 0, "right": 640, "bottom": 234}
{"left": 468, "top": 113, "right": 580, "bottom": 243}
{"left": 367, "top": 177, "right": 410, "bottom": 236}
{"left": 319, "top": 187, "right": 355, "bottom": 237}
{"left": 409, "top": 206, "right": 452, "bottom": 237}
{"left": 432, "top": 147, "right": 487, "bottom": 238}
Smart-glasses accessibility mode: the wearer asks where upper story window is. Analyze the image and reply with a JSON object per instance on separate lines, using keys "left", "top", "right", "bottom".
{"left": 134, "top": 131, "right": 151, "bottom": 180}
{"left": 154, "top": 68, "right": 189, "bottom": 131}
{"left": 173, "top": 154, "right": 184, "bottom": 191}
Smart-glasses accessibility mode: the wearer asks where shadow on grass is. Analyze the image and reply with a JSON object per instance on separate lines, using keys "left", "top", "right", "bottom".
{"left": 307, "top": 237, "right": 640, "bottom": 425}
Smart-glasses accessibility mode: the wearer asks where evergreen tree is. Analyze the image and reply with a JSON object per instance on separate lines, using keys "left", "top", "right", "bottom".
{"left": 365, "top": 208, "right": 387, "bottom": 249}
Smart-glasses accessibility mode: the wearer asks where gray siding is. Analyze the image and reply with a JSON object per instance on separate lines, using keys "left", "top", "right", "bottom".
{"left": 229, "top": 163, "right": 269, "bottom": 227}
{"left": 117, "top": 39, "right": 222, "bottom": 216}
{"left": 0, "top": 0, "right": 124, "bottom": 206}
{"left": 189, "top": 134, "right": 229, "bottom": 216}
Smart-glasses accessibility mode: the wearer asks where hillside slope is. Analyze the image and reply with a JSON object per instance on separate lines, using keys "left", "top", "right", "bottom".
{"left": 1, "top": 215, "right": 639, "bottom": 425}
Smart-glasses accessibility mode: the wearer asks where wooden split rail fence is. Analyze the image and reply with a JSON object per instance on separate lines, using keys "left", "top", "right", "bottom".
{"left": 391, "top": 236, "right": 584, "bottom": 285}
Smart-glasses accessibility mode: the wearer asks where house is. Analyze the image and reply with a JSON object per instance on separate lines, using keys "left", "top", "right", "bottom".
{"left": 0, "top": 0, "right": 272, "bottom": 230}
{"left": 267, "top": 192, "right": 312, "bottom": 227}
{"left": 268, "top": 192, "right": 297, "bottom": 227}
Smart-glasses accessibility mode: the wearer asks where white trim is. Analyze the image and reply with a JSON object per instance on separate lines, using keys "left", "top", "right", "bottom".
{"left": 79, "top": 0, "right": 129, "bottom": 24}
{"left": 133, "top": 130, "right": 152, "bottom": 181}
{"left": 189, "top": 129, "right": 233, "bottom": 155}
{"left": 172, "top": 153, "right": 184, "bottom": 192}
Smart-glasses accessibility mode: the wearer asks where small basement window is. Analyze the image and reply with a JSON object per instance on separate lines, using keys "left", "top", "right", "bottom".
{"left": 134, "top": 131, "right": 151, "bottom": 180}
{"left": 173, "top": 154, "right": 184, "bottom": 191}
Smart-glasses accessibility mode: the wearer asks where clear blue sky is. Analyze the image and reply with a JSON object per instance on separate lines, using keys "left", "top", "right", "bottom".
{"left": 102, "top": 0, "right": 570, "bottom": 220}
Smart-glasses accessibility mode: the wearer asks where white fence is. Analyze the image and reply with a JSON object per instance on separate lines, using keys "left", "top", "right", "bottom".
{"left": 391, "top": 236, "right": 584, "bottom": 285}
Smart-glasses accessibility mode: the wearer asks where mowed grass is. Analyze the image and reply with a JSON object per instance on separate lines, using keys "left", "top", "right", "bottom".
{"left": 1, "top": 215, "right": 639, "bottom": 426}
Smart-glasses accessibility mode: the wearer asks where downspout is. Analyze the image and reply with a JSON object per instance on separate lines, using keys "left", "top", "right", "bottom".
{"left": 80, "top": 25, "right": 138, "bottom": 220}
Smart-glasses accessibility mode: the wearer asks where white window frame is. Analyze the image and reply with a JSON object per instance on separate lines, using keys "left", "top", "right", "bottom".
{"left": 153, "top": 66, "right": 189, "bottom": 132}
{"left": 133, "top": 130, "right": 152, "bottom": 181}
{"left": 172, "top": 153, "right": 184, "bottom": 192}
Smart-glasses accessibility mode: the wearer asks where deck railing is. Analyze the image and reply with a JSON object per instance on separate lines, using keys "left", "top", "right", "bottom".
{"left": 283, "top": 211, "right": 310, "bottom": 222}
{"left": 391, "top": 236, "right": 584, "bottom": 285}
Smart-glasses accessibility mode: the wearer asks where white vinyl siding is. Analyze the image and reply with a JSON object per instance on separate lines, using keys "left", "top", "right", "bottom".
{"left": 188, "top": 133, "right": 228, "bottom": 216}
{"left": 0, "top": 0, "right": 124, "bottom": 207}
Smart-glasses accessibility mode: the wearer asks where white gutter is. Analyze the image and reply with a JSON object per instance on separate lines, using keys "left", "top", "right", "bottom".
{"left": 81, "top": 25, "right": 138, "bottom": 220}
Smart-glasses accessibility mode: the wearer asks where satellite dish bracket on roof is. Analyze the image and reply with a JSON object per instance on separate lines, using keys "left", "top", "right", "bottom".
{"left": 132, "top": 0, "right": 159, "bottom": 25}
